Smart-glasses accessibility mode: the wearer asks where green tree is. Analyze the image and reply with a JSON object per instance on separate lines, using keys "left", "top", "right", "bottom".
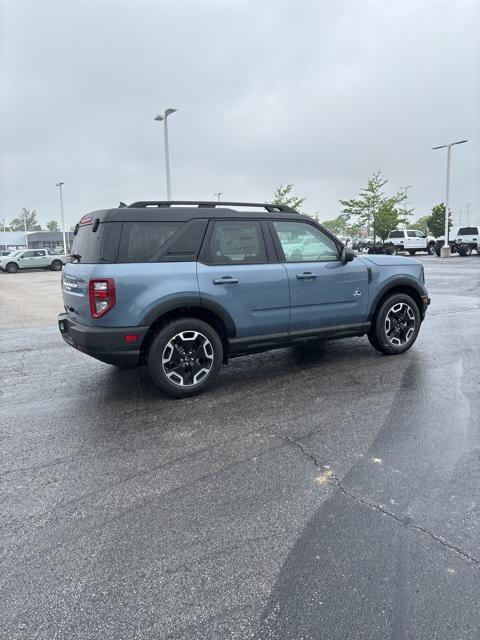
{"left": 272, "top": 184, "right": 305, "bottom": 211}
{"left": 426, "top": 203, "right": 452, "bottom": 238}
{"left": 46, "top": 220, "right": 60, "bottom": 232}
{"left": 340, "top": 172, "right": 407, "bottom": 242}
{"left": 407, "top": 215, "right": 430, "bottom": 234}
{"left": 9, "top": 208, "right": 42, "bottom": 231}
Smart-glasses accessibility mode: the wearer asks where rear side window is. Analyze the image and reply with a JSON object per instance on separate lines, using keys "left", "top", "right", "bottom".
{"left": 389, "top": 230, "right": 404, "bottom": 238}
{"left": 207, "top": 220, "right": 267, "bottom": 264}
{"left": 71, "top": 222, "right": 107, "bottom": 263}
{"left": 118, "top": 222, "right": 183, "bottom": 263}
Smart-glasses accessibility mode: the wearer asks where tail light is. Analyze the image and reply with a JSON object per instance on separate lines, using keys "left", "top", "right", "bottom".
{"left": 89, "top": 278, "right": 116, "bottom": 318}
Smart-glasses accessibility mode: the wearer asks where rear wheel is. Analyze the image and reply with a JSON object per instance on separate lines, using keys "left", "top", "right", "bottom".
{"left": 408, "top": 250, "right": 416, "bottom": 256}
{"left": 389, "top": 246, "right": 398, "bottom": 256}
{"left": 5, "top": 262, "right": 19, "bottom": 273}
{"left": 147, "top": 318, "right": 223, "bottom": 398}
{"left": 435, "top": 246, "right": 441, "bottom": 257}
{"left": 368, "top": 293, "right": 420, "bottom": 355}
{"left": 51, "top": 260, "right": 63, "bottom": 271}
{"left": 458, "top": 244, "right": 472, "bottom": 257}
{"left": 427, "top": 243, "right": 436, "bottom": 255}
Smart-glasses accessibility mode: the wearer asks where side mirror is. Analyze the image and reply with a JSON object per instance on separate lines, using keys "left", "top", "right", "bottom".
{"left": 340, "top": 246, "right": 354, "bottom": 263}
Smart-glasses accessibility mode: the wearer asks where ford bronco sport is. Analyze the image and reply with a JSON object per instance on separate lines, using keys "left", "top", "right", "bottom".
{"left": 58, "top": 201, "right": 430, "bottom": 398}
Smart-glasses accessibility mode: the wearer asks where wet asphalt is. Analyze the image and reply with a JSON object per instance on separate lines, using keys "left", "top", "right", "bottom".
{"left": 1, "top": 256, "right": 479, "bottom": 640}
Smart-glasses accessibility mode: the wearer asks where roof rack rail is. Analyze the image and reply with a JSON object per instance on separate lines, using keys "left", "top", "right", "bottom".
{"left": 127, "top": 200, "right": 299, "bottom": 213}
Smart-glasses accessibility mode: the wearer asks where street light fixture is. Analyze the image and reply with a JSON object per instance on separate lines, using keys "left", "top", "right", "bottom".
{"left": 154, "top": 108, "right": 177, "bottom": 200}
{"left": 432, "top": 139, "right": 468, "bottom": 257}
{"left": 56, "top": 182, "right": 68, "bottom": 254}
{"left": 214, "top": 192, "right": 222, "bottom": 201}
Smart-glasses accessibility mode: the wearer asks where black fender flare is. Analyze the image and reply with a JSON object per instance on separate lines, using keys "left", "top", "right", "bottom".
{"left": 367, "top": 276, "right": 426, "bottom": 321}
{"left": 140, "top": 295, "right": 237, "bottom": 338}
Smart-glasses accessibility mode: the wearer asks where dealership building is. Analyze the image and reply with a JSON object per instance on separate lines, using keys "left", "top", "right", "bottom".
{"left": 0, "top": 231, "right": 74, "bottom": 252}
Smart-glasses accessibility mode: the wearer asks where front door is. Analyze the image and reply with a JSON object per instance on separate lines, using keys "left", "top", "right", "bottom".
{"left": 197, "top": 219, "right": 290, "bottom": 338}
{"left": 269, "top": 220, "right": 369, "bottom": 332}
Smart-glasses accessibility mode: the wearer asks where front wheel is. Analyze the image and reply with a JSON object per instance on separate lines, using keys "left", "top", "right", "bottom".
{"left": 50, "top": 260, "right": 63, "bottom": 271}
{"left": 368, "top": 293, "right": 421, "bottom": 355}
{"left": 147, "top": 318, "right": 223, "bottom": 398}
{"left": 5, "top": 262, "right": 19, "bottom": 273}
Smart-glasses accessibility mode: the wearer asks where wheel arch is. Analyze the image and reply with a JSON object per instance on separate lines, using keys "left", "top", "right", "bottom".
{"left": 368, "top": 279, "right": 425, "bottom": 323}
{"left": 140, "top": 297, "right": 236, "bottom": 363}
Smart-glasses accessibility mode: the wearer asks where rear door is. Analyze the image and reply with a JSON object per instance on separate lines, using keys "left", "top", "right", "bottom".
{"left": 270, "top": 220, "right": 369, "bottom": 332}
{"left": 33, "top": 250, "right": 49, "bottom": 267}
{"left": 196, "top": 219, "right": 290, "bottom": 338}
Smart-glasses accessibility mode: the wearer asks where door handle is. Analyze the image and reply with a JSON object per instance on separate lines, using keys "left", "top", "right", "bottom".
{"left": 212, "top": 276, "right": 239, "bottom": 285}
{"left": 296, "top": 272, "right": 317, "bottom": 280}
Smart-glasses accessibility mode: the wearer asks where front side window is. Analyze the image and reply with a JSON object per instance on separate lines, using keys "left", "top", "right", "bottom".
{"left": 21, "top": 251, "right": 35, "bottom": 258}
{"left": 273, "top": 221, "right": 339, "bottom": 262}
{"left": 414, "top": 231, "right": 425, "bottom": 238}
{"left": 458, "top": 227, "right": 478, "bottom": 235}
{"left": 208, "top": 221, "right": 267, "bottom": 264}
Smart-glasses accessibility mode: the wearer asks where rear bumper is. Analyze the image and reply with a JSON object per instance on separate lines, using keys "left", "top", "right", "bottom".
{"left": 58, "top": 313, "right": 148, "bottom": 367}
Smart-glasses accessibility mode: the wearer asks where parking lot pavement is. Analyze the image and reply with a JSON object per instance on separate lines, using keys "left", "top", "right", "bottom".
{"left": 1, "top": 257, "right": 479, "bottom": 640}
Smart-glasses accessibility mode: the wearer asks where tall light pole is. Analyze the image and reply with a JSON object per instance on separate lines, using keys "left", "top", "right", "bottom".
{"left": 154, "top": 108, "right": 177, "bottom": 200}
{"left": 400, "top": 185, "right": 413, "bottom": 227}
{"left": 56, "top": 182, "right": 67, "bottom": 254}
{"left": 22, "top": 208, "right": 29, "bottom": 248}
{"left": 433, "top": 139, "right": 468, "bottom": 257}
{"left": 214, "top": 192, "right": 222, "bottom": 201}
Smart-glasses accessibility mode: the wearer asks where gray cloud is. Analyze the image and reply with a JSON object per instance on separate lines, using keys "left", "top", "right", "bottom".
{"left": 1, "top": 0, "right": 479, "bottom": 227}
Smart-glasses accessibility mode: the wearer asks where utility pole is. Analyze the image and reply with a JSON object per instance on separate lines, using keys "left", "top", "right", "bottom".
{"left": 400, "top": 185, "right": 413, "bottom": 229}
{"left": 154, "top": 108, "right": 177, "bottom": 200}
{"left": 23, "top": 208, "right": 29, "bottom": 248}
{"left": 56, "top": 182, "right": 68, "bottom": 254}
{"left": 432, "top": 139, "right": 468, "bottom": 257}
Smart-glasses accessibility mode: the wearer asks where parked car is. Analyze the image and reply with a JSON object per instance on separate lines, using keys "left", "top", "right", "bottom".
{"left": 435, "top": 225, "right": 480, "bottom": 257}
{"left": 338, "top": 236, "right": 352, "bottom": 247}
{"left": 58, "top": 201, "right": 430, "bottom": 398}
{"left": 0, "top": 248, "right": 68, "bottom": 273}
{"left": 385, "top": 229, "right": 437, "bottom": 255}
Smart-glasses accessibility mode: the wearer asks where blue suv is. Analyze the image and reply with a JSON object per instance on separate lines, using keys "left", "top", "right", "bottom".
{"left": 58, "top": 201, "right": 430, "bottom": 398}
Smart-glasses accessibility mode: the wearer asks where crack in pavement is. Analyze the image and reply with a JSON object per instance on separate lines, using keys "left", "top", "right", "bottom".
{"left": 271, "top": 431, "right": 480, "bottom": 566}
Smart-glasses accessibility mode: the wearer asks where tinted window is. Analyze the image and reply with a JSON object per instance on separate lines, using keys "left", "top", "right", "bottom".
{"left": 273, "top": 221, "right": 339, "bottom": 262}
{"left": 458, "top": 227, "right": 478, "bottom": 235}
{"left": 389, "top": 230, "right": 404, "bottom": 238}
{"left": 71, "top": 222, "right": 107, "bottom": 263}
{"left": 208, "top": 221, "right": 267, "bottom": 264}
{"left": 118, "top": 222, "right": 183, "bottom": 263}
{"left": 407, "top": 231, "right": 416, "bottom": 237}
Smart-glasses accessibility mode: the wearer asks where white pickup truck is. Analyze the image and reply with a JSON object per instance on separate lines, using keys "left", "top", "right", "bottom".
{"left": 0, "top": 248, "right": 68, "bottom": 273}
{"left": 386, "top": 229, "right": 437, "bottom": 255}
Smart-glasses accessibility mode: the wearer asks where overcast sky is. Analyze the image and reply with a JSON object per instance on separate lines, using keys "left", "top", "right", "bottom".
{"left": 1, "top": 0, "right": 479, "bottom": 228}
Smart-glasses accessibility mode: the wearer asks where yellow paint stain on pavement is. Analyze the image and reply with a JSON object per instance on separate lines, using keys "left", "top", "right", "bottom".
{"left": 315, "top": 469, "right": 334, "bottom": 485}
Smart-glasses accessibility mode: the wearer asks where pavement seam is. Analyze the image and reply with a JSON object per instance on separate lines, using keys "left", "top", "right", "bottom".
{"left": 271, "top": 432, "right": 480, "bottom": 566}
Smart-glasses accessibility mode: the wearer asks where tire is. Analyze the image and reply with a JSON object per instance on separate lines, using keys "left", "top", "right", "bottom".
{"left": 435, "top": 246, "right": 441, "bottom": 257}
{"left": 458, "top": 244, "right": 472, "bottom": 257}
{"left": 147, "top": 318, "right": 223, "bottom": 398}
{"left": 408, "top": 250, "right": 416, "bottom": 256}
{"left": 389, "top": 246, "right": 398, "bottom": 256}
{"left": 368, "top": 293, "right": 421, "bottom": 355}
{"left": 427, "top": 243, "right": 436, "bottom": 255}
{"left": 51, "top": 260, "right": 63, "bottom": 271}
{"left": 5, "top": 262, "right": 19, "bottom": 273}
